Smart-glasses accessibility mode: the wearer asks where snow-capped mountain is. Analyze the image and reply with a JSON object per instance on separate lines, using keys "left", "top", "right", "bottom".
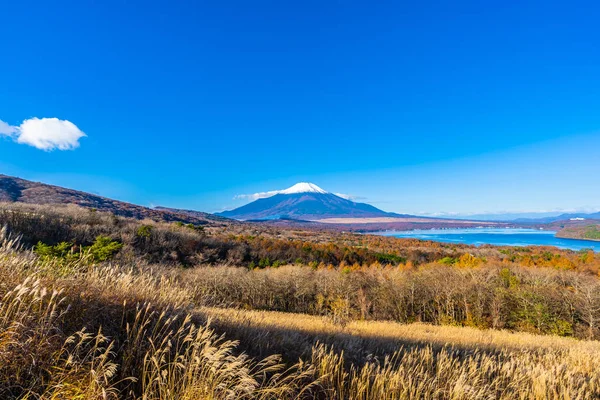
{"left": 278, "top": 182, "right": 328, "bottom": 195}
{"left": 219, "top": 182, "right": 399, "bottom": 221}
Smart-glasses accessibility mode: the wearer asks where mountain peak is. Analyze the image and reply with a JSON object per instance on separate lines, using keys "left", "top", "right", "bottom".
{"left": 219, "top": 182, "right": 395, "bottom": 220}
{"left": 280, "top": 182, "right": 328, "bottom": 195}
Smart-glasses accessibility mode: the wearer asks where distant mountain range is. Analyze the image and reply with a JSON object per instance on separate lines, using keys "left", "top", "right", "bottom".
{"left": 511, "top": 212, "right": 600, "bottom": 223}
{"left": 451, "top": 211, "right": 600, "bottom": 223}
{"left": 218, "top": 182, "right": 413, "bottom": 221}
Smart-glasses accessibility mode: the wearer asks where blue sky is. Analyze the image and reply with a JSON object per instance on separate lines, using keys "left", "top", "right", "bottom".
{"left": 1, "top": 1, "right": 599, "bottom": 215}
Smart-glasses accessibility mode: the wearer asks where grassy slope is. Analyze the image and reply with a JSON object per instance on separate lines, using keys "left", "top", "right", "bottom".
{"left": 557, "top": 224, "right": 600, "bottom": 241}
{"left": 201, "top": 307, "right": 599, "bottom": 355}
{"left": 0, "top": 174, "right": 226, "bottom": 224}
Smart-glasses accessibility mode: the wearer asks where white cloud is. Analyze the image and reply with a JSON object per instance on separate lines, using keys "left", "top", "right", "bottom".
{"left": 0, "top": 120, "right": 17, "bottom": 137}
{"left": 234, "top": 190, "right": 365, "bottom": 202}
{"left": 0, "top": 117, "right": 86, "bottom": 151}
{"left": 334, "top": 193, "right": 366, "bottom": 201}
{"left": 234, "top": 190, "right": 281, "bottom": 201}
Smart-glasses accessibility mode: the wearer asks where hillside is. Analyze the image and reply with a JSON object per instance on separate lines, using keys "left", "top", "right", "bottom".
{"left": 0, "top": 174, "right": 226, "bottom": 225}
{"left": 557, "top": 224, "right": 600, "bottom": 242}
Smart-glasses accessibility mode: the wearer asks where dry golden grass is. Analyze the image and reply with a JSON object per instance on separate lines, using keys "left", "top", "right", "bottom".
{"left": 200, "top": 307, "right": 600, "bottom": 399}
{"left": 2, "top": 227, "right": 600, "bottom": 399}
{"left": 200, "top": 306, "right": 600, "bottom": 353}
{"left": 0, "top": 268, "right": 314, "bottom": 399}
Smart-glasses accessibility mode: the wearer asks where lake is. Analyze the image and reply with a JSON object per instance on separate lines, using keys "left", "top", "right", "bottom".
{"left": 376, "top": 228, "right": 599, "bottom": 251}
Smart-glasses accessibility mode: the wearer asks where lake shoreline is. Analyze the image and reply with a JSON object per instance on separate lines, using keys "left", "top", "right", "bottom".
{"left": 372, "top": 228, "right": 599, "bottom": 251}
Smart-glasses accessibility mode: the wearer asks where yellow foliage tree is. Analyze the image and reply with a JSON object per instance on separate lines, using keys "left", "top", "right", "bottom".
{"left": 456, "top": 253, "right": 483, "bottom": 268}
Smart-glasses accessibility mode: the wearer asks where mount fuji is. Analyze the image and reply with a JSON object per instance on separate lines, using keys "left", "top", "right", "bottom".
{"left": 218, "top": 183, "right": 405, "bottom": 221}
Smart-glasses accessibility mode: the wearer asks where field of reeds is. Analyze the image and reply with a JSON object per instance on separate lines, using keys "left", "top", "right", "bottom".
{"left": 1, "top": 204, "right": 600, "bottom": 399}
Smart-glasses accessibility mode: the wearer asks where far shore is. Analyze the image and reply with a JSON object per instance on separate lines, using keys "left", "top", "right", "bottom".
{"left": 314, "top": 217, "right": 499, "bottom": 224}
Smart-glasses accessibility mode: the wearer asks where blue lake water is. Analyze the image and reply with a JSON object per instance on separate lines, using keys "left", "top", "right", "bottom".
{"left": 376, "top": 228, "right": 599, "bottom": 251}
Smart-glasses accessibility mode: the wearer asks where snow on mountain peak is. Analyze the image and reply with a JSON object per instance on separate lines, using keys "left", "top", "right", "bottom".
{"left": 280, "top": 182, "right": 328, "bottom": 195}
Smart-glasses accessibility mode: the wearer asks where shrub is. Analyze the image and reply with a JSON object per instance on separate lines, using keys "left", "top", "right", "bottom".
{"left": 34, "top": 236, "right": 122, "bottom": 264}
{"left": 34, "top": 241, "right": 79, "bottom": 262}
{"left": 439, "top": 256, "right": 457, "bottom": 265}
{"left": 375, "top": 252, "right": 406, "bottom": 265}
{"left": 499, "top": 267, "right": 520, "bottom": 287}
{"left": 456, "top": 253, "right": 483, "bottom": 268}
{"left": 136, "top": 225, "right": 153, "bottom": 238}
{"left": 88, "top": 235, "right": 123, "bottom": 262}
{"left": 186, "top": 223, "right": 205, "bottom": 233}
